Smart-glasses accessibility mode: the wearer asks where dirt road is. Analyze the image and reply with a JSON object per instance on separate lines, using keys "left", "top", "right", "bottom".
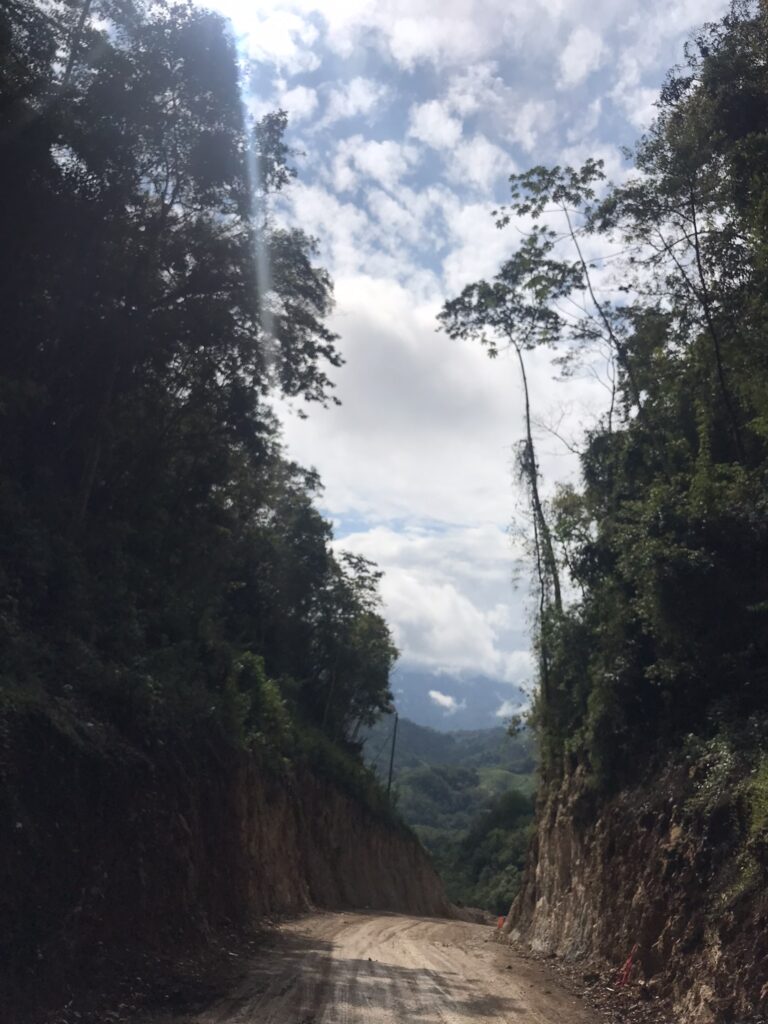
{"left": 181, "top": 912, "right": 596, "bottom": 1024}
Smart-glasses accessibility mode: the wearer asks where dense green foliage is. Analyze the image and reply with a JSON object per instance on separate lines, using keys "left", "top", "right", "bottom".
{"left": 0, "top": 0, "right": 396, "bottom": 768}
{"left": 436, "top": 788, "right": 534, "bottom": 915}
{"left": 364, "top": 719, "right": 536, "bottom": 912}
{"left": 442, "top": 1, "right": 768, "bottom": 790}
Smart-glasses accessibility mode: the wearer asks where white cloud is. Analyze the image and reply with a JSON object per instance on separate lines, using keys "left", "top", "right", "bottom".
{"left": 366, "top": 187, "right": 440, "bottom": 249}
{"left": 558, "top": 26, "right": 604, "bottom": 87}
{"left": 408, "top": 100, "right": 463, "bottom": 149}
{"left": 330, "top": 136, "right": 420, "bottom": 193}
{"left": 331, "top": 522, "right": 531, "bottom": 680}
{"left": 323, "top": 77, "right": 389, "bottom": 124}
{"left": 319, "top": 0, "right": 638, "bottom": 73}
{"left": 370, "top": 4, "right": 517, "bottom": 69}
{"left": 607, "top": 0, "right": 726, "bottom": 127}
{"left": 500, "top": 649, "right": 535, "bottom": 681}
{"left": 280, "top": 84, "right": 318, "bottom": 122}
{"left": 219, "top": 0, "right": 730, "bottom": 105}
{"left": 440, "top": 195, "right": 520, "bottom": 293}
{"left": 336, "top": 523, "right": 522, "bottom": 584}
{"left": 280, "top": 272, "right": 518, "bottom": 519}
{"left": 566, "top": 97, "right": 602, "bottom": 144}
{"left": 330, "top": 147, "right": 358, "bottom": 193}
{"left": 506, "top": 99, "right": 555, "bottom": 153}
{"left": 354, "top": 139, "right": 420, "bottom": 191}
{"left": 610, "top": 54, "right": 659, "bottom": 130}
{"left": 278, "top": 265, "right": 607, "bottom": 521}
{"left": 495, "top": 697, "right": 528, "bottom": 719}
{"left": 445, "top": 134, "right": 513, "bottom": 191}
{"left": 285, "top": 181, "right": 372, "bottom": 276}
{"left": 429, "top": 689, "right": 466, "bottom": 714}
{"left": 381, "top": 572, "right": 507, "bottom": 675}
{"left": 277, "top": 183, "right": 617, "bottom": 677}
{"left": 444, "top": 62, "right": 502, "bottom": 117}
{"left": 236, "top": 9, "right": 321, "bottom": 74}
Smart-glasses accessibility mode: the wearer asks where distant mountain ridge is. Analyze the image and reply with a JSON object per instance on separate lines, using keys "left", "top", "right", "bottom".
{"left": 362, "top": 715, "right": 535, "bottom": 777}
{"left": 389, "top": 668, "right": 529, "bottom": 731}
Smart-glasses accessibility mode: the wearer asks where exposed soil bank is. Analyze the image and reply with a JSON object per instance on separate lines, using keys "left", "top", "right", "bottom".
{"left": 0, "top": 701, "right": 449, "bottom": 1020}
{"left": 508, "top": 763, "right": 768, "bottom": 1023}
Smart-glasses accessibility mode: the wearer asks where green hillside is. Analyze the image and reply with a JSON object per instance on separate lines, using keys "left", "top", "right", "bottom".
{"left": 363, "top": 718, "right": 537, "bottom": 913}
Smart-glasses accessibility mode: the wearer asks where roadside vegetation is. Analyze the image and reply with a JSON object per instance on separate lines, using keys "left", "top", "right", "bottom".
{"left": 0, "top": 0, "right": 398, "bottom": 819}
{"left": 440, "top": 1, "right": 768, "bottom": 825}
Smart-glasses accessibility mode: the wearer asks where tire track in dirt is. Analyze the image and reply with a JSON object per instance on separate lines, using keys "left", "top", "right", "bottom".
{"left": 177, "top": 912, "right": 596, "bottom": 1024}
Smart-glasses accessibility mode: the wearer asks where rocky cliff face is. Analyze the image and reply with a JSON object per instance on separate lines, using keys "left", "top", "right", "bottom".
{"left": 0, "top": 703, "right": 449, "bottom": 1013}
{"left": 508, "top": 763, "right": 768, "bottom": 1023}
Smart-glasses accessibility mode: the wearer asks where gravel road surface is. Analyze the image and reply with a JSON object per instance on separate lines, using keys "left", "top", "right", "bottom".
{"left": 177, "top": 912, "right": 596, "bottom": 1024}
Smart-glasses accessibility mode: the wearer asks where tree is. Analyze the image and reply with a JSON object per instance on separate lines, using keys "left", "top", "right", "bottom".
{"left": 439, "top": 230, "right": 583, "bottom": 729}
{"left": 0, "top": 0, "right": 397, "bottom": 756}
{"left": 443, "top": 1, "right": 768, "bottom": 783}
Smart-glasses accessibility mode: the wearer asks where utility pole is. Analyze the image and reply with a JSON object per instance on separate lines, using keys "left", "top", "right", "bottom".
{"left": 386, "top": 712, "right": 399, "bottom": 801}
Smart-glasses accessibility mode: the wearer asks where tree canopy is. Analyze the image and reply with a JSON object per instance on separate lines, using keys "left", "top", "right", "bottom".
{"left": 0, "top": 0, "right": 396, "bottom": 760}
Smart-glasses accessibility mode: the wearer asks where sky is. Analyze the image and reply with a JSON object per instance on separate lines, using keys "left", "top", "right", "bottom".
{"left": 208, "top": 0, "right": 726, "bottom": 724}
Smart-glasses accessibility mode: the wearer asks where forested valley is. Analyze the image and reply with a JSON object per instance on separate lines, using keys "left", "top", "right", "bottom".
{"left": 364, "top": 717, "right": 536, "bottom": 914}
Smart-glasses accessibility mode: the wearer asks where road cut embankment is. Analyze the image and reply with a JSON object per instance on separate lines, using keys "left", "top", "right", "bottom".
{"left": 1, "top": 703, "right": 449, "bottom": 1016}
